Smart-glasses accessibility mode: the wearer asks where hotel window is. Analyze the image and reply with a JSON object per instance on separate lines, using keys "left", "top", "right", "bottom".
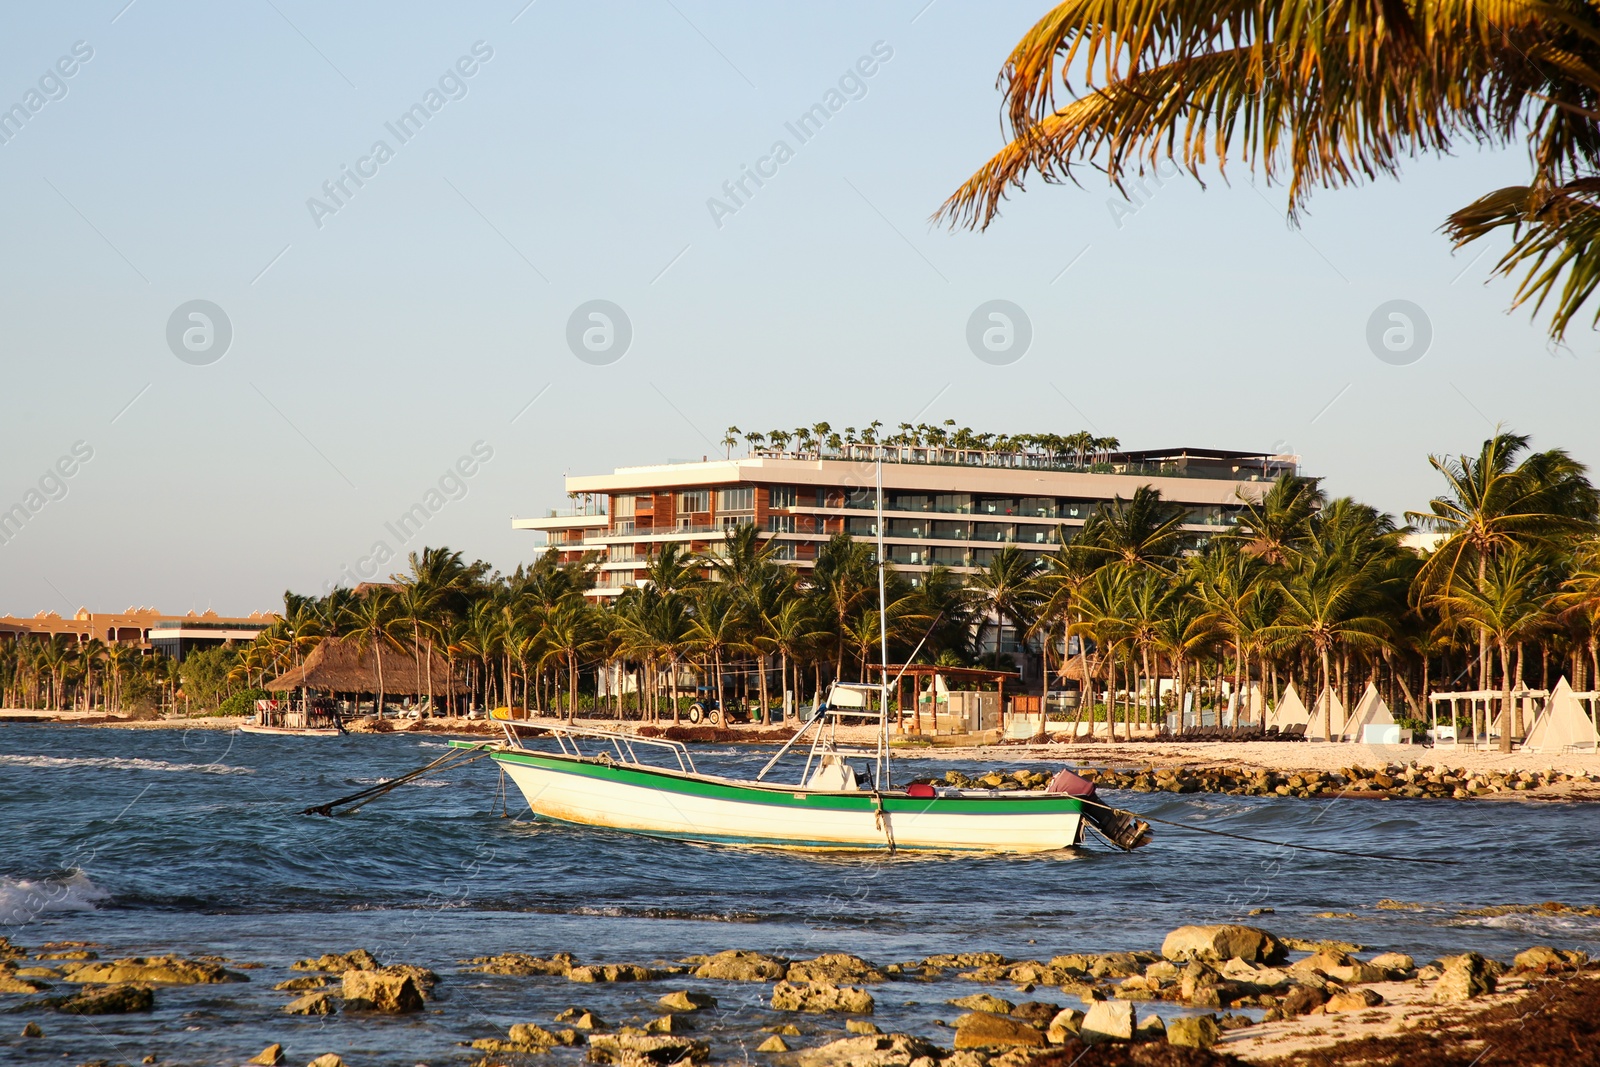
{"left": 677, "top": 490, "right": 709, "bottom": 513}
{"left": 768, "top": 485, "right": 797, "bottom": 508}
{"left": 610, "top": 544, "right": 637, "bottom": 562}
{"left": 934, "top": 493, "right": 971, "bottom": 514}
{"left": 717, "top": 487, "right": 755, "bottom": 513}
{"left": 978, "top": 496, "right": 1018, "bottom": 516}
{"left": 1020, "top": 496, "right": 1056, "bottom": 518}
{"left": 613, "top": 495, "right": 636, "bottom": 519}
{"left": 611, "top": 520, "right": 635, "bottom": 534}
{"left": 767, "top": 514, "right": 796, "bottom": 533}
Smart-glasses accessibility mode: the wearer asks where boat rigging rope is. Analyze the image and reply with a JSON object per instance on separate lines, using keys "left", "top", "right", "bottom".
{"left": 302, "top": 743, "right": 496, "bottom": 817}
{"left": 1074, "top": 793, "right": 1461, "bottom": 866}
{"left": 871, "top": 791, "right": 897, "bottom": 854}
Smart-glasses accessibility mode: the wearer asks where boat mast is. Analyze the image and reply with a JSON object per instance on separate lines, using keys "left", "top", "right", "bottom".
{"left": 876, "top": 458, "right": 891, "bottom": 788}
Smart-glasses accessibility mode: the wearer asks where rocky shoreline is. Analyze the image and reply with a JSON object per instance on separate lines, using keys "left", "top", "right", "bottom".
{"left": 4, "top": 922, "right": 1594, "bottom": 1067}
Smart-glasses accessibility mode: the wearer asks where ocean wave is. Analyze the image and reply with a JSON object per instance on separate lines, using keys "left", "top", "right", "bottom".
{"left": 0, "top": 872, "right": 109, "bottom": 925}
{"left": 349, "top": 777, "right": 452, "bottom": 788}
{"left": 0, "top": 754, "right": 253, "bottom": 775}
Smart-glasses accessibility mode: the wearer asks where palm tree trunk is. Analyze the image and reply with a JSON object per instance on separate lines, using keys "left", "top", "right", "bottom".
{"left": 1499, "top": 638, "right": 1514, "bottom": 753}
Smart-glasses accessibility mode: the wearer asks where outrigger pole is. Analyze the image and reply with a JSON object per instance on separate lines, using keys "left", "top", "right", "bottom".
{"left": 875, "top": 458, "right": 891, "bottom": 791}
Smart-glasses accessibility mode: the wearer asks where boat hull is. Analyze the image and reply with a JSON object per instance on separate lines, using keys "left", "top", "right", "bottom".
{"left": 238, "top": 724, "right": 342, "bottom": 737}
{"left": 491, "top": 749, "right": 1084, "bottom": 853}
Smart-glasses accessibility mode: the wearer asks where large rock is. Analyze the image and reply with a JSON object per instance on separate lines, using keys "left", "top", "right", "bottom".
{"left": 283, "top": 992, "right": 337, "bottom": 1015}
{"left": 341, "top": 969, "right": 423, "bottom": 1013}
{"left": 1326, "top": 988, "right": 1385, "bottom": 1012}
{"left": 46, "top": 983, "right": 155, "bottom": 1014}
{"left": 586, "top": 1031, "right": 710, "bottom": 1064}
{"left": 307, "top": 1056, "right": 343, "bottom": 1067}
{"left": 770, "top": 980, "right": 874, "bottom": 1014}
{"left": 509, "top": 1023, "right": 578, "bottom": 1046}
{"left": 952, "top": 1012, "right": 1046, "bottom": 1049}
{"left": 1009, "top": 1002, "right": 1060, "bottom": 1028}
{"left": 464, "top": 951, "right": 574, "bottom": 976}
{"left": 293, "top": 949, "right": 379, "bottom": 973}
{"left": 1368, "top": 952, "right": 1416, "bottom": 978}
{"left": 248, "top": 1044, "right": 285, "bottom": 1066}
{"left": 792, "top": 1033, "right": 942, "bottom": 1067}
{"left": 691, "top": 950, "right": 788, "bottom": 981}
{"left": 787, "top": 953, "right": 887, "bottom": 983}
{"left": 568, "top": 963, "right": 660, "bottom": 982}
{"left": 948, "top": 993, "right": 1014, "bottom": 1014}
{"left": 1167, "top": 1015, "right": 1220, "bottom": 1049}
{"left": 1045, "top": 1008, "right": 1083, "bottom": 1044}
{"left": 659, "top": 990, "right": 717, "bottom": 1012}
{"left": 1161, "top": 925, "right": 1285, "bottom": 964}
{"left": 1435, "top": 953, "right": 1496, "bottom": 1002}
{"left": 273, "top": 976, "right": 330, "bottom": 992}
{"left": 1513, "top": 946, "right": 1585, "bottom": 974}
{"left": 1080, "top": 1000, "right": 1134, "bottom": 1044}
{"left": 0, "top": 974, "right": 50, "bottom": 994}
{"left": 62, "top": 955, "right": 244, "bottom": 985}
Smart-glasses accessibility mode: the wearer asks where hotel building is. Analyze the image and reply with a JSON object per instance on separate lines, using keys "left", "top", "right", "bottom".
{"left": 515, "top": 445, "right": 1295, "bottom": 597}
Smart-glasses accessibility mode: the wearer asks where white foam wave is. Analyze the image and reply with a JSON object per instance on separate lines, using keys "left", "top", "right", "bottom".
{"left": 350, "top": 776, "right": 451, "bottom": 788}
{"left": 0, "top": 754, "right": 253, "bottom": 775}
{"left": 0, "top": 872, "right": 109, "bottom": 925}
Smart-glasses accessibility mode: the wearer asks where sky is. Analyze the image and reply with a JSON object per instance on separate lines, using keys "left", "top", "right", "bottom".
{"left": 1, "top": 1, "right": 1596, "bottom": 616}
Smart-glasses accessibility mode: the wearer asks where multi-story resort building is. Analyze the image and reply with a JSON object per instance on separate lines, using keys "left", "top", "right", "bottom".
{"left": 0, "top": 608, "right": 276, "bottom": 662}
{"left": 515, "top": 444, "right": 1296, "bottom": 598}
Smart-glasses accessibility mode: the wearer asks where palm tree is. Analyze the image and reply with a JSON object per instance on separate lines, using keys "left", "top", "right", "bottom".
{"left": 344, "top": 588, "right": 405, "bottom": 717}
{"left": 962, "top": 544, "right": 1044, "bottom": 672}
{"left": 1092, "top": 487, "right": 1186, "bottom": 571}
{"left": 1229, "top": 475, "right": 1324, "bottom": 566}
{"left": 936, "top": 2, "right": 1600, "bottom": 338}
{"left": 687, "top": 584, "right": 750, "bottom": 720}
{"left": 541, "top": 597, "right": 599, "bottom": 721}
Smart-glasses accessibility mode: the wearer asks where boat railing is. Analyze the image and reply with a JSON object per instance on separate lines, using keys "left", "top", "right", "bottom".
{"left": 506, "top": 721, "right": 697, "bottom": 775}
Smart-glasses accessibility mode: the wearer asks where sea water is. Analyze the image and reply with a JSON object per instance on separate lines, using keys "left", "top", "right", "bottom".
{"left": 1, "top": 724, "right": 1596, "bottom": 1065}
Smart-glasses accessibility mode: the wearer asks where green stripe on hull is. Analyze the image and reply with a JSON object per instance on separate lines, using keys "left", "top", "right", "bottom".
{"left": 477, "top": 746, "right": 1083, "bottom": 817}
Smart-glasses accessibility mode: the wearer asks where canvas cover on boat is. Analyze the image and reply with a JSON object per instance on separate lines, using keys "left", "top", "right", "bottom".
{"left": 1524, "top": 678, "right": 1598, "bottom": 753}
{"left": 1267, "top": 683, "right": 1310, "bottom": 730}
{"left": 1305, "top": 689, "right": 1347, "bottom": 741}
{"left": 1340, "top": 683, "right": 1396, "bottom": 742}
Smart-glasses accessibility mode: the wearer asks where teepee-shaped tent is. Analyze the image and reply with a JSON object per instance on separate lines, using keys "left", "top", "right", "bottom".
{"left": 1341, "top": 682, "right": 1397, "bottom": 742}
{"left": 1306, "top": 688, "right": 1346, "bottom": 741}
{"left": 1267, "top": 683, "right": 1310, "bottom": 731}
{"left": 1524, "top": 678, "right": 1598, "bottom": 753}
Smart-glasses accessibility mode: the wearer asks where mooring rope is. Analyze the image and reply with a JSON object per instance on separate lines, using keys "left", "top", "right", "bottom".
{"left": 871, "top": 791, "right": 897, "bottom": 854}
{"left": 302, "top": 743, "right": 496, "bottom": 816}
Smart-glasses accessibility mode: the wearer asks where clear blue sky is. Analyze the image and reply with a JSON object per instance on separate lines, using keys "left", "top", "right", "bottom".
{"left": 0, "top": 1, "right": 1591, "bottom": 615}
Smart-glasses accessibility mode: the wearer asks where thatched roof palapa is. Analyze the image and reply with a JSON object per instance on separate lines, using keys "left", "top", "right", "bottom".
{"left": 264, "top": 636, "right": 462, "bottom": 695}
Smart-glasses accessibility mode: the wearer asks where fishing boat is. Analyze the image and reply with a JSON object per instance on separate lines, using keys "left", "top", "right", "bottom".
{"left": 239, "top": 697, "right": 346, "bottom": 737}
{"left": 454, "top": 462, "right": 1150, "bottom": 854}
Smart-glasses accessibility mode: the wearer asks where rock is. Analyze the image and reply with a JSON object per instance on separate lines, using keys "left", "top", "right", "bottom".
{"left": 36, "top": 950, "right": 96, "bottom": 960}
{"left": 568, "top": 963, "right": 660, "bottom": 982}
{"left": 1513, "top": 946, "right": 1582, "bottom": 974}
{"left": 0, "top": 974, "right": 50, "bottom": 993}
{"left": 62, "top": 956, "right": 244, "bottom": 985}
{"left": 1166, "top": 1015, "right": 1220, "bottom": 1049}
{"left": 847, "top": 1019, "right": 882, "bottom": 1034}
{"left": 792, "top": 1033, "right": 942, "bottom": 1067}
{"left": 1281, "top": 986, "right": 1326, "bottom": 1016}
{"left": 1326, "top": 988, "right": 1385, "bottom": 1012}
{"left": 771, "top": 981, "right": 874, "bottom": 1014}
{"left": 952, "top": 1012, "right": 1046, "bottom": 1049}
{"left": 283, "top": 992, "right": 337, "bottom": 1016}
{"left": 374, "top": 963, "right": 438, "bottom": 998}
{"left": 1435, "top": 953, "right": 1496, "bottom": 1002}
{"left": 1161, "top": 925, "right": 1285, "bottom": 964}
{"left": 341, "top": 969, "right": 422, "bottom": 1013}
{"left": 509, "top": 1022, "right": 576, "bottom": 1047}
{"left": 1135, "top": 1013, "right": 1166, "bottom": 1041}
{"left": 758, "top": 1034, "right": 790, "bottom": 1052}
{"left": 20, "top": 1021, "right": 43, "bottom": 1037}
{"left": 948, "top": 993, "right": 1014, "bottom": 1014}
{"left": 1368, "top": 952, "right": 1416, "bottom": 977}
{"left": 647, "top": 1014, "right": 689, "bottom": 1033}
{"left": 1080, "top": 1000, "right": 1134, "bottom": 1043}
{"left": 1045, "top": 1008, "right": 1083, "bottom": 1044}
{"left": 46, "top": 983, "right": 155, "bottom": 1014}
{"left": 273, "top": 976, "right": 330, "bottom": 992}
{"left": 464, "top": 951, "right": 574, "bottom": 976}
{"left": 659, "top": 990, "right": 717, "bottom": 1011}
{"left": 573, "top": 1011, "right": 604, "bottom": 1030}
{"left": 788, "top": 952, "right": 887, "bottom": 983}
{"left": 249, "top": 1044, "right": 285, "bottom": 1066}
{"left": 307, "top": 1056, "right": 343, "bottom": 1067}
{"left": 0, "top": 938, "right": 26, "bottom": 962}
{"left": 1009, "top": 1001, "right": 1059, "bottom": 1028}
{"left": 586, "top": 1031, "right": 710, "bottom": 1064}
{"left": 923, "top": 952, "right": 1008, "bottom": 969}
{"left": 692, "top": 949, "right": 788, "bottom": 981}
{"left": 292, "top": 949, "right": 378, "bottom": 973}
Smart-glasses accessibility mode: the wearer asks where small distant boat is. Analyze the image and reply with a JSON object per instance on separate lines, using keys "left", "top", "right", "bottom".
{"left": 239, "top": 698, "right": 346, "bottom": 737}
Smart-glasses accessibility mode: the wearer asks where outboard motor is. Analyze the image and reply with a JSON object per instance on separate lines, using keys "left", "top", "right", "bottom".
{"left": 1049, "top": 768, "right": 1152, "bottom": 851}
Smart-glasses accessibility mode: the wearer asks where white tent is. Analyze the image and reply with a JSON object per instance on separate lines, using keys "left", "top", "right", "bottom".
{"left": 1267, "top": 683, "right": 1310, "bottom": 731}
{"left": 1524, "top": 677, "right": 1598, "bottom": 753}
{"left": 1340, "top": 682, "right": 1397, "bottom": 742}
{"left": 1306, "top": 688, "right": 1346, "bottom": 741}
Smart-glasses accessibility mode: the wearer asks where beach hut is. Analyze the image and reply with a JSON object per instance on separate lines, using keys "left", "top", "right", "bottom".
{"left": 264, "top": 635, "right": 462, "bottom": 714}
{"left": 1266, "top": 683, "right": 1310, "bottom": 732}
{"left": 1340, "top": 683, "right": 1406, "bottom": 743}
{"left": 1523, "top": 678, "right": 1598, "bottom": 753}
{"left": 1305, "top": 688, "right": 1346, "bottom": 741}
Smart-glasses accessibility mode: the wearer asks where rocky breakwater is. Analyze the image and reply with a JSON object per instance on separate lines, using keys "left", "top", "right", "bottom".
{"left": 1061, "top": 763, "right": 1592, "bottom": 801}
{"left": 277, "top": 949, "right": 438, "bottom": 1016}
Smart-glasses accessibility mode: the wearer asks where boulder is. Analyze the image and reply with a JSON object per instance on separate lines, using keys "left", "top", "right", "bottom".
{"left": 659, "top": 990, "right": 717, "bottom": 1011}
{"left": 1368, "top": 952, "right": 1416, "bottom": 977}
{"left": 1280, "top": 986, "right": 1326, "bottom": 1017}
{"left": 307, "top": 1056, "right": 343, "bottom": 1067}
{"left": 1045, "top": 1008, "right": 1083, "bottom": 1044}
{"left": 1009, "top": 1001, "right": 1060, "bottom": 1028}
{"left": 948, "top": 993, "right": 1014, "bottom": 1014}
{"left": 1512, "top": 946, "right": 1584, "bottom": 974}
{"left": 249, "top": 1044, "right": 285, "bottom": 1066}
{"left": 292, "top": 950, "right": 378, "bottom": 973}
{"left": 771, "top": 980, "right": 874, "bottom": 1014}
{"left": 341, "top": 969, "right": 422, "bottom": 1013}
{"left": 1080, "top": 1000, "right": 1134, "bottom": 1043}
{"left": 648, "top": 1013, "right": 690, "bottom": 1033}
{"left": 568, "top": 963, "right": 659, "bottom": 982}
{"left": 1135, "top": 1013, "right": 1166, "bottom": 1042}
{"left": 923, "top": 952, "right": 1008, "bottom": 969}
{"left": 792, "top": 1033, "right": 942, "bottom": 1067}
{"left": 509, "top": 1022, "right": 577, "bottom": 1046}
{"left": 952, "top": 1012, "right": 1046, "bottom": 1049}
{"left": 0, "top": 974, "right": 50, "bottom": 994}
{"left": 573, "top": 1011, "right": 604, "bottom": 1030}
{"left": 464, "top": 951, "right": 574, "bottom": 976}
{"left": 48, "top": 983, "right": 155, "bottom": 1014}
{"left": 1161, "top": 925, "right": 1285, "bottom": 964}
{"left": 586, "top": 1031, "right": 710, "bottom": 1064}
{"left": 0, "top": 938, "right": 26, "bottom": 962}
{"left": 283, "top": 992, "right": 336, "bottom": 1016}
{"left": 1166, "top": 1015, "right": 1220, "bottom": 1049}
{"left": 691, "top": 949, "right": 788, "bottom": 981}
{"left": 847, "top": 1019, "right": 882, "bottom": 1034}
{"left": 273, "top": 976, "right": 330, "bottom": 992}
{"left": 758, "top": 1034, "right": 790, "bottom": 1052}
{"left": 1435, "top": 953, "right": 1496, "bottom": 1002}
{"left": 62, "top": 955, "right": 244, "bottom": 985}
{"left": 375, "top": 963, "right": 438, "bottom": 998}
{"left": 21, "top": 1022, "right": 44, "bottom": 1038}
{"left": 1326, "top": 988, "right": 1385, "bottom": 1012}
{"left": 788, "top": 952, "right": 887, "bottom": 983}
